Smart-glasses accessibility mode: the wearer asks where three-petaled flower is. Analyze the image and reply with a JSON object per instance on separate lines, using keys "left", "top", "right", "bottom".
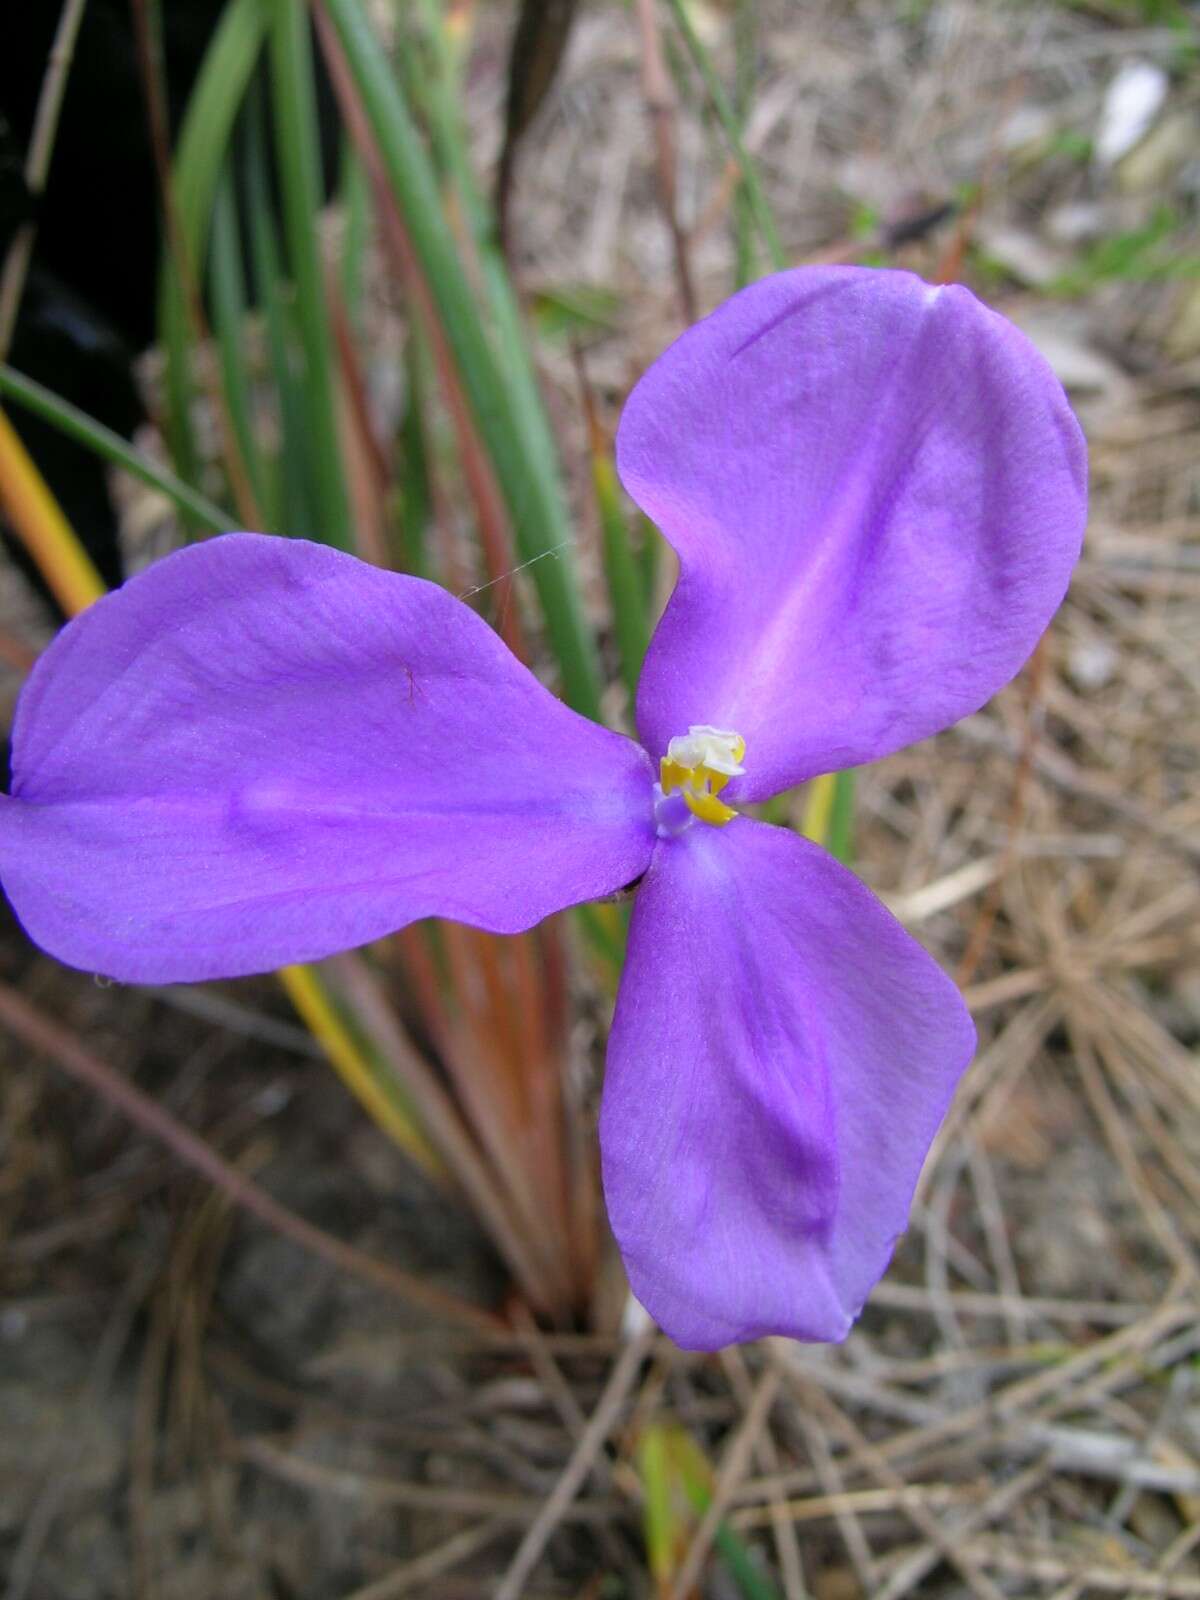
{"left": 0, "top": 268, "right": 1086, "bottom": 1349}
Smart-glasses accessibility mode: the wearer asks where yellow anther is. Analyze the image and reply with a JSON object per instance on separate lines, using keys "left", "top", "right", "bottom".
{"left": 658, "top": 725, "right": 746, "bottom": 828}
{"left": 683, "top": 787, "right": 738, "bottom": 825}
{"left": 660, "top": 756, "right": 690, "bottom": 796}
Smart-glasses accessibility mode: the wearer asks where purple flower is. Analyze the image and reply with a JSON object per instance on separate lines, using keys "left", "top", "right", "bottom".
{"left": 0, "top": 269, "right": 1086, "bottom": 1349}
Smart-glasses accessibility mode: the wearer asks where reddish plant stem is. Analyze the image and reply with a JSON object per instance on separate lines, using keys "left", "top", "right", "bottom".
{"left": 395, "top": 927, "right": 572, "bottom": 1317}
{"left": 326, "top": 950, "right": 556, "bottom": 1309}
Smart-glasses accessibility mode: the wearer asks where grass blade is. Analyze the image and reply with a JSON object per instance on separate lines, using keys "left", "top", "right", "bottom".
{"left": 828, "top": 767, "right": 856, "bottom": 864}
{"left": 663, "top": 0, "right": 785, "bottom": 271}
{"left": 327, "top": 950, "right": 562, "bottom": 1310}
{"left": 269, "top": 0, "right": 352, "bottom": 548}
{"left": 244, "top": 88, "right": 313, "bottom": 535}
{"left": 800, "top": 772, "right": 834, "bottom": 846}
{"left": 638, "top": 1422, "right": 683, "bottom": 1592}
{"left": 396, "top": 327, "right": 433, "bottom": 577}
{"left": 411, "top": 0, "right": 574, "bottom": 534}
{"left": 210, "top": 165, "right": 269, "bottom": 517}
{"left": 160, "top": 274, "right": 201, "bottom": 516}
{"left": 494, "top": 0, "right": 581, "bottom": 243}
{"left": 171, "top": 0, "right": 272, "bottom": 253}
{"left": 594, "top": 448, "right": 649, "bottom": 706}
{"left": 669, "top": 1428, "right": 782, "bottom": 1600}
{"left": 0, "top": 407, "right": 105, "bottom": 614}
{"left": 574, "top": 900, "right": 627, "bottom": 989}
{"left": 639, "top": 513, "right": 661, "bottom": 616}
{"left": 801, "top": 769, "right": 856, "bottom": 864}
{"left": 338, "top": 135, "right": 371, "bottom": 329}
{"left": 0, "top": 365, "right": 234, "bottom": 533}
{"left": 732, "top": 0, "right": 759, "bottom": 288}
{"left": 318, "top": 0, "right": 602, "bottom": 717}
{"left": 571, "top": 348, "right": 648, "bottom": 706}
{"left": 279, "top": 962, "right": 444, "bottom": 1181}
{"left": 158, "top": 0, "right": 272, "bottom": 512}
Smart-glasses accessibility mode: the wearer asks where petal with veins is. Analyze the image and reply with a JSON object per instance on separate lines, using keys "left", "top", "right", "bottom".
{"left": 0, "top": 534, "right": 655, "bottom": 981}
{"left": 600, "top": 817, "right": 975, "bottom": 1350}
{"left": 619, "top": 266, "right": 1087, "bottom": 801}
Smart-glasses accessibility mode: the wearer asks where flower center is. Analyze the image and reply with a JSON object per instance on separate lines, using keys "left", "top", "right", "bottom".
{"left": 656, "top": 725, "right": 746, "bottom": 831}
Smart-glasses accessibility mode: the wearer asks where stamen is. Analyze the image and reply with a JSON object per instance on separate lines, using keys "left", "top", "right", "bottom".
{"left": 659, "top": 725, "right": 746, "bottom": 829}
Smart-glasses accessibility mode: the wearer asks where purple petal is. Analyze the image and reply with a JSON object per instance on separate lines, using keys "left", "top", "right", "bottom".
{"left": 600, "top": 817, "right": 974, "bottom": 1349}
{"left": 618, "top": 267, "right": 1087, "bottom": 800}
{"left": 1, "top": 534, "right": 655, "bottom": 982}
